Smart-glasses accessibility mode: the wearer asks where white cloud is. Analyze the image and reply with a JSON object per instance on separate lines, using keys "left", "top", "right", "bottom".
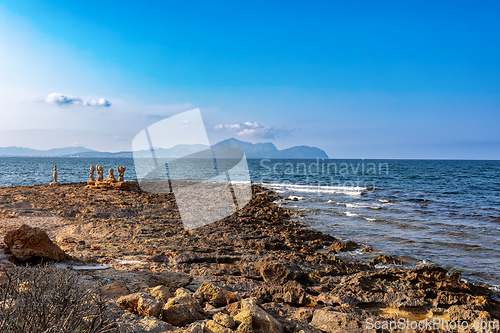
{"left": 45, "top": 93, "right": 82, "bottom": 106}
{"left": 214, "top": 121, "right": 284, "bottom": 138}
{"left": 45, "top": 93, "right": 111, "bottom": 107}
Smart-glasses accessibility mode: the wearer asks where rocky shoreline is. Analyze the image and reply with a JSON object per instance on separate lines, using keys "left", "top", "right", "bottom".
{"left": 0, "top": 182, "right": 499, "bottom": 332}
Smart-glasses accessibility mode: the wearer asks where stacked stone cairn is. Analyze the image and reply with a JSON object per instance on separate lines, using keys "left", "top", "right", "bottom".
{"left": 86, "top": 165, "right": 129, "bottom": 190}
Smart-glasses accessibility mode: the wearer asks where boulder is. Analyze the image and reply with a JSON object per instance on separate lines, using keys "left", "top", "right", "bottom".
{"left": 212, "top": 312, "right": 236, "bottom": 329}
{"left": 117, "top": 292, "right": 163, "bottom": 317}
{"left": 205, "top": 320, "right": 235, "bottom": 333}
{"left": 233, "top": 298, "right": 283, "bottom": 333}
{"left": 100, "top": 281, "right": 130, "bottom": 298}
{"left": 145, "top": 271, "right": 193, "bottom": 291}
{"left": 255, "top": 259, "right": 305, "bottom": 284}
{"left": 4, "top": 224, "right": 67, "bottom": 263}
{"left": 309, "top": 309, "right": 365, "bottom": 333}
{"left": 196, "top": 282, "right": 231, "bottom": 307}
{"left": 329, "top": 241, "right": 360, "bottom": 253}
{"left": 137, "top": 316, "right": 176, "bottom": 332}
{"left": 253, "top": 280, "right": 308, "bottom": 306}
{"left": 149, "top": 285, "right": 172, "bottom": 303}
{"left": 161, "top": 288, "right": 206, "bottom": 326}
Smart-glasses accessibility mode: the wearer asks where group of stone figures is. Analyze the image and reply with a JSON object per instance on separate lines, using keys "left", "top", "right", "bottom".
{"left": 48, "top": 164, "right": 127, "bottom": 187}
{"left": 88, "top": 165, "right": 126, "bottom": 183}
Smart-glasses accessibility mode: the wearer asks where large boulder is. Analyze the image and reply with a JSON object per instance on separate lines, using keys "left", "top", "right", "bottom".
{"left": 145, "top": 271, "right": 193, "bottom": 290}
{"left": 309, "top": 309, "right": 365, "bottom": 333}
{"left": 232, "top": 298, "right": 283, "bottom": 333}
{"left": 255, "top": 259, "right": 306, "bottom": 284}
{"left": 252, "top": 280, "right": 308, "bottom": 306}
{"left": 4, "top": 224, "right": 67, "bottom": 263}
{"left": 161, "top": 288, "right": 206, "bottom": 326}
{"left": 196, "top": 282, "right": 238, "bottom": 307}
{"left": 149, "top": 285, "right": 172, "bottom": 303}
{"left": 117, "top": 292, "right": 163, "bottom": 317}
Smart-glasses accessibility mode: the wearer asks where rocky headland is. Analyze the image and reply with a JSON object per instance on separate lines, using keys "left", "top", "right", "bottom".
{"left": 0, "top": 182, "right": 498, "bottom": 332}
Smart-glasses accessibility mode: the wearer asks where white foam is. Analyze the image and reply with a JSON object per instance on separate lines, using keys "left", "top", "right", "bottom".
{"left": 345, "top": 203, "right": 383, "bottom": 210}
{"left": 263, "top": 183, "right": 367, "bottom": 196}
{"left": 379, "top": 199, "right": 391, "bottom": 203}
{"left": 344, "top": 211, "right": 359, "bottom": 217}
{"left": 364, "top": 217, "right": 376, "bottom": 222}
{"left": 287, "top": 195, "right": 305, "bottom": 200}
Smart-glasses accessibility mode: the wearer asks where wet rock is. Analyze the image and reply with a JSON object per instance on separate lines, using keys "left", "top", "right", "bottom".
{"left": 232, "top": 298, "right": 283, "bottom": 333}
{"left": 329, "top": 240, "right": 360, "bottom": 253}
{"left": 4, "top": 224, "right": 68, "bottom": 263}
{"left": 371, "top": 254, "right": 404, "bottom": 266}
{"left": 309, "top": 309, "right": 365, "bottom": 333}
{"left": 117, "top": 292, "right": 163, "bottom": 317}
{"left": 100, "top": 281, "right": 130, "bottom": 298}
{"left": 252, "top": 280, "right": 308, "bottom": 306}
{"left": 162, "top": 288, "right": 206, "bottom": 326}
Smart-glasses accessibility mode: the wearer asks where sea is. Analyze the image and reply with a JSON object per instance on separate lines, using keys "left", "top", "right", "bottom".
{"left": 0, "top": 157, "right": 499, "bottom": 290}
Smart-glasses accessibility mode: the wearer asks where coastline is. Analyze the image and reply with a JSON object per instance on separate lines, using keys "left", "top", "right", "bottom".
{"left": 0, "top": 182, "right": 499, "bottom": 332}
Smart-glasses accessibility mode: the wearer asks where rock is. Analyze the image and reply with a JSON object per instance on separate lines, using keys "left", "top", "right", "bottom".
{"left": 235, "top": 317, "right": 253, "bottom": 333}
{"left": 55, "top": 235, "right": 77, "bottom": 244}
{"left": 447, "top": 304, "right": 494, "bottom": 323}
{"left": 100, "top": 281, "right": 130, "bottom": 298}
{"left": 196, "top": 282, "right": 231, "bottom": 307}
{"left": 161, "top": 288, "right": 206, "bottom": 326}
{"left": 232, "top": 298, "right": 283, "bottom": 333}
{"left": 117, "top": 292, "right": 163, "bottom": 317}
{"left": 212, "top": 312, "right": 236, "bottom": 329}
{"left": 255, "top": 259, "right": 305, "bottom": 284}
{"left": 329, "top": 241, "right": 360, "bottom": 253}
{"left": 371, "top": 254, "right": 404, "bottom": 265}
{"left": 206, "top": 320, "right": 235, "bottom": 333}
{"left": 120, "top": 315, "right": 176, "bottom": 333}
{"left": 292, "top": 307, "right": 314, "bottom": 323}
{"left": 137, "top": 316, "right": 176, "bottom": 332}
{"left": 4, "top": 224, "right": 68, "bottom": 262}
{"left": 309, "top": 309, "right": 365, "bottom": 333}
{"left": 253, "top": 280, "right": 308, "bottom": 306}
{"left": 146, "top": 271, "right": 193, "bottom": 291}
{"left": 149, "top": 285, "right": 172, "bottom": 303}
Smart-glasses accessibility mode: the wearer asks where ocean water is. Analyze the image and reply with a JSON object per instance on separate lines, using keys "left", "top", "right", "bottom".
{"left": 0, "top": 157, "right": 499, "bottom": 288}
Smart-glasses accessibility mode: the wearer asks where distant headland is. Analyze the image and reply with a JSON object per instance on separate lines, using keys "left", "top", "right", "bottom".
{"left": 0, "top": 138, "right": 329, "bottom": 159}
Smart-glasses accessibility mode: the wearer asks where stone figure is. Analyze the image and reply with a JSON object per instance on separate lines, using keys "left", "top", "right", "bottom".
{"left": 106, "top": 168, "right": 117, "bottom": 182}
{"left": 117, "top": 166, "right": 126, "bottom": 182}
{"left": 50, "top": 165, "right": 60, "bottom": 186}
{"left": 89, "top": 165, "right": 96, "bottom": 182}
{"left": 96, "top": 165, "right": 104, "bottom": 182}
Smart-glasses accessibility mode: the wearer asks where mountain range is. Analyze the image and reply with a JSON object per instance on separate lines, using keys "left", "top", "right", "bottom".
{"left": 0, "top": 138, "right": 329, "bottom": 159}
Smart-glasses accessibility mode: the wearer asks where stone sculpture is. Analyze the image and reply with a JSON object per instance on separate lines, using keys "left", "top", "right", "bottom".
{"left": 106, "top": 168, "right": 117, "bottom": 182}
{"left": 88, "top": 165, "right": 96, "bottom": 184}
{"left": 50, "top": 165, "right": 60, "bottom": 186}
{"left": 117, "top": 166, "right": 126, "bottom": 182}
{"left": 96, "top": 165, "right": 104, "bottom": 182}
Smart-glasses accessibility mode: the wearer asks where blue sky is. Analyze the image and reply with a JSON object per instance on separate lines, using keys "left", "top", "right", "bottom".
{"left": 0, "top": 0, "right": 499, "bottom": 159}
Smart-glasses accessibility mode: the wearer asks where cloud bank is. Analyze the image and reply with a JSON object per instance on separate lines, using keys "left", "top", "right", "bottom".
{"left": 214, "top": 121, "right": 284, "bottom": 138}
{"left": 45, "top": 93, "right": 111, "bottom": 107}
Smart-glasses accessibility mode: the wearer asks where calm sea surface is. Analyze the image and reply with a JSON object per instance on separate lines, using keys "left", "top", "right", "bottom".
{"left": 0, "top": 157, "right": 499, "bottom": 289}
